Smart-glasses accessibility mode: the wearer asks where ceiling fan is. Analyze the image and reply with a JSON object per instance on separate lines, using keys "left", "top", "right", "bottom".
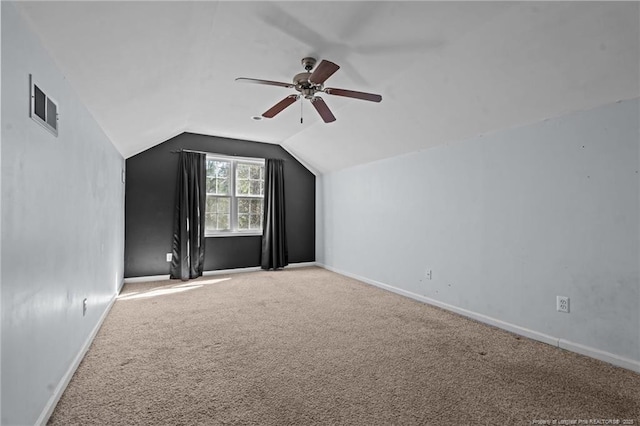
{"left": 235, "top": 57, "right": 382, "bottom": 123}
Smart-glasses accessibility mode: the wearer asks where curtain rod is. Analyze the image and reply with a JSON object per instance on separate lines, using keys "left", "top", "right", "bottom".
{"left": 170, "top": 149, "right": 210, "bottom": 155}
{"left": 170, "top": 149, "right": 286, "bottom": 161}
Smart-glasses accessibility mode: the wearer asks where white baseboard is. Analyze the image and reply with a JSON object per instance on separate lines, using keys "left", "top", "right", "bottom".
{"left": 558, "top": 339, "right": 640, "bottom": 373}
{"left": 124, "top": 273, "right": 170, "bottom": 283}
{"left": 35, "top": 261, "right": 318, "bottom": 423}
{"left": 318, "top": 263, "right": 640, "bottom": 374}
{"left": 123, "top": 262, "right": 318, "bottom": 284}
{"left": 204, "top": 267, "right": 261, "bottom": 276}
{"left": 285, "top": 261, "right": 317, "bottom": 269}
{"left": 36, "top": 295, "right": 118, "bottom": 426}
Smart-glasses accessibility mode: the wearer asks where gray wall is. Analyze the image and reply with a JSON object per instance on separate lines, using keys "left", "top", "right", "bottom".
{"left": 125, "top": 132, "right": 315, "bottom": 278}
{"left": 1, "top": 3, "right": 125, "bottom": 424}
{"left": 318, "top": 98, "right": 639, "bottom": 369}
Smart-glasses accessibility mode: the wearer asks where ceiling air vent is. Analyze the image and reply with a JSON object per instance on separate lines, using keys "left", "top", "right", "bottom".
{"left": 29, "top": 74, "right": 58, "bottom": 136}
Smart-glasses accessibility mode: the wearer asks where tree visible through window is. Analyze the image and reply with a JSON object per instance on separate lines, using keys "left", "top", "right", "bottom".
{"left": 205, "top": 156, "right": 264, "bottom": 235}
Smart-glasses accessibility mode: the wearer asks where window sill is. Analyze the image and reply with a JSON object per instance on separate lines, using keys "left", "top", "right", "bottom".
{"left": 206, "top": 232, "right": 262, "bottom": 238}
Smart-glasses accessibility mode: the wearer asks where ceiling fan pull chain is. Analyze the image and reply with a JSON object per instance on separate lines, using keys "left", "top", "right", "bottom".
{"left": 300, "top": 98, "right": 303, "bottom": 124}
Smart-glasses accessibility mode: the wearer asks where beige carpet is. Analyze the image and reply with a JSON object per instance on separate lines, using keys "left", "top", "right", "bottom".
{"left": 49, "top": 267, "right": 639, "bottom": 425}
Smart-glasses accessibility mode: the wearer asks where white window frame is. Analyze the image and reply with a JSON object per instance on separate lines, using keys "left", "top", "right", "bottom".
{"left": 205, "top": 154, "right": 265, "bottom": 237}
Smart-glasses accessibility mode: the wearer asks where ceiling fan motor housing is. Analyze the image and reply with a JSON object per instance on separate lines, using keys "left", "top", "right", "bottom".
{"left": 293, "top": 72, "right": 321, "bottom": 98}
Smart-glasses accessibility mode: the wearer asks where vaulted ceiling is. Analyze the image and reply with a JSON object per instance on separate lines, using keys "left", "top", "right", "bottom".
{"left": 16, "top": 1, "right": 640, "bottom": 173}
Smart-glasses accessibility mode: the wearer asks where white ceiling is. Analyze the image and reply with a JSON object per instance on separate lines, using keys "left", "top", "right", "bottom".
{"left": 16, "top": 1, "right": 640, "bottom": 173}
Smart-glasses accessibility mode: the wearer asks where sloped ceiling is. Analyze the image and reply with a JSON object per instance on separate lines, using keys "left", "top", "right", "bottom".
{"left": 16, "top": 1, "right": 640, "bottom": 173}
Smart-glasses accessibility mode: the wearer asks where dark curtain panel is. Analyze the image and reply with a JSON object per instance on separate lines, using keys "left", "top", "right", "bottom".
{"left": 261, "top": 159, "right": 288, "bottom": 270}
{"left": 170, "top": 152, "right": 206, "bottom": 280}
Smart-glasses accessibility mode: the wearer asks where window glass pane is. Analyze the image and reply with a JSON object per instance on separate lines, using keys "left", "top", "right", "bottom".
{"left": 246, "top": 199, "right": 263, "bottom": 230}
{"left": 215, "top": 161, "right": 230, "bottom": 178}
{"left": 207, "top": 160, "right": 229, "bottom": 177}
{"left": 250, "top": 181, "right": 261, "bottom": 195}
{"left": 238, "top": 199, "right": 250, "bottom": 214}
{"left": 237, "top": 164, "right": 250, "bottom": 179}
{"left": 236, "top": 163, "right": 264, "bottom": 196}
{"left": 216, "top": 197, "right": 230, "bottom": 214}
{"left": 250, "top": 165, "right": 260, "bottom": 180}
{"left": 206, "top": 160, "right": 230, "bottom": 195}
{"left": 205, "top": 213, "right": 217, "bottom": 233}
{"left": 217, "top": 178, "right": 229, "bottom": 195}
{"left": 206, "top": 160, "right": 216, "bottom": 176}
{"left": 238, "top": 198, "right": 263, "bottom": 231}
{"left": 250, "top": 214, "right": 262, "bottom": 229}
{"left": 206, "top": 196, "right": 217, "bottom": 212}
{"left": 237, "top": 179, "right": 250, "bottom": 196}
{"left": 206, "top": 177, "right": 216, "bottom": 193}
{"left": 218, "top": 214, "right": 230, "bottom": 230}
{"left": 206, "top": 196, "right": 230, "bottom": 231}
{"left": 238, "top": 214, "right": 249, "bottom": 230}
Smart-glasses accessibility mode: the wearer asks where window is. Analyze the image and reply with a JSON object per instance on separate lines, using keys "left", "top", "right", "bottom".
{"left": 205, "top": 155, "right": 265, "bottom": 236}
{"left": 30, "top": 74, "right": 58, "bottom": 136}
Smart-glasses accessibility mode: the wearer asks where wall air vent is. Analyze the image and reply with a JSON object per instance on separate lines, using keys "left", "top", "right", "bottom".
{"left": 29, "top": 74, "right": 58, "bottom": 136}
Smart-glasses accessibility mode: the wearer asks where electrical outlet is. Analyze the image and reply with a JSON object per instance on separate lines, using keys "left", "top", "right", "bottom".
{"left": 82, "top": 298, "right": 87, "bottom": 316}
{"left": 166, "top": 253, "right": 172, "bottom": 262}
{"left": 557, "top": 296, "right": 570, "bottom": 313}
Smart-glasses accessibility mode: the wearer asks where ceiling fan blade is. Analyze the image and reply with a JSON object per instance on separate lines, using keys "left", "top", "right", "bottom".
{"left": 324, "top": 87, "right": 382, "bottom": 103}
{"left": 311, "top": 97, "right": 336, "bottom": 123}
{"left": 309, "top": 60, "right": 340, "bottom": 85}
{"left": 235, "top": 77, "right": 294, "bottom": 89}
{"left": 262, "top": 95, "right": 299, "bottom": 118}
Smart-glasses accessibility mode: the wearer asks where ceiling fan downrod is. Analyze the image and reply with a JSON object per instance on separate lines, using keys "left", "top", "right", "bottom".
{"left": 301, "top": 57, "right": 316, "bottom": 72}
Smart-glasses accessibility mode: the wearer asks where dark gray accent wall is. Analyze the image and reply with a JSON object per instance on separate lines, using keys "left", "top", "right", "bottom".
{"left": 125, "top": 132, "right": 315, "bottom": 278}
